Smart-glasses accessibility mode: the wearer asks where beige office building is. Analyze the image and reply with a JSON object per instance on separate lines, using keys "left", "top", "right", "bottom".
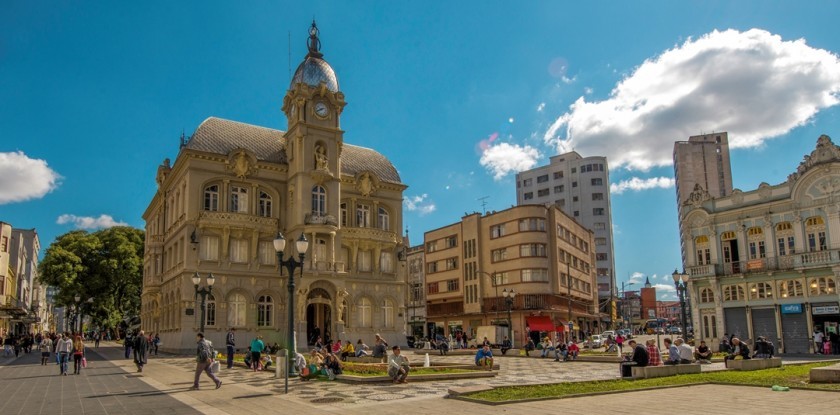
{"left": 424, "top": 205, "right": 600, "bottom": 345}
{"left": 141, "top": 24, "right": 408, "bottom": 352}
{"left": 682, "top": 135, "right": 840, "bottom": 353}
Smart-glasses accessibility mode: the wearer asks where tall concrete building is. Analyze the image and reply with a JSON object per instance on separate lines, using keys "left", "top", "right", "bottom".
{"left": 141, "top": 23, "right": 408, "bottom": 352}
{"left": 424, "top": 205, "right": 601, "bottom": 345}
{"left": 515, "top": 152, "right": 616, "bottom": 319}
{"left": 406, "top": 244, "right": 427, "bottom": 338}
{"left": 674, "top": 133, "right": 734, "bottom": 263}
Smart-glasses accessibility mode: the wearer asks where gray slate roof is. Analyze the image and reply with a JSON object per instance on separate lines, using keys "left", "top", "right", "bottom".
{"left": 186, "top": 117, "right": 401, "bottom": 184}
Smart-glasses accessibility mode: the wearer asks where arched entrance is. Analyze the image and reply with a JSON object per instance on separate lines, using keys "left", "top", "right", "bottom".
{"left": 307, "top": 288, "right": 332, "bottom": 345}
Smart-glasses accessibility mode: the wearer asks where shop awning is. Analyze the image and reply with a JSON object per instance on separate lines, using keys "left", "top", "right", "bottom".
{"left": 525, "top": 316, "right": 554, "bottom": 332}
{"left": 555, "top": 322, "right": 578, "bottom": 332}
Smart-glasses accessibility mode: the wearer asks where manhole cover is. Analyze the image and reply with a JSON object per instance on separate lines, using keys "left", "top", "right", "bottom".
{"left": 311, "top": 397, "right": 344, "bottom": 404}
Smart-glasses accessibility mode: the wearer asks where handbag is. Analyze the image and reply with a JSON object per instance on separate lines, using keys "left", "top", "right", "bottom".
{"left": 82, "top": 357, "right": 88, "bottom": 368}
{"left": 210, "top": 360, "right": 220, "bottom": 374}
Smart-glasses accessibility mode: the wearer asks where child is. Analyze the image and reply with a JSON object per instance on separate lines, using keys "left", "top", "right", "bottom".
{"left": 824, "top": 338, "right": 831, "bottom": 355}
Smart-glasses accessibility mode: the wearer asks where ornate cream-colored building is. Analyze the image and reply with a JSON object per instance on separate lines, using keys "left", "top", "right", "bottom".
{"left": 682, "top": 135, "right": 840, "bottom": 353}
{"left": 141, "top": 23, "right": 407, "bottom": 352}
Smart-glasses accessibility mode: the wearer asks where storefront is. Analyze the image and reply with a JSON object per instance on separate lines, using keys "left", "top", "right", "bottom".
{"left": 812, "top": 302, "right": 840, "bottom": 339}
{"left": 780, "top": 303, "right": 810, "bottom": 353}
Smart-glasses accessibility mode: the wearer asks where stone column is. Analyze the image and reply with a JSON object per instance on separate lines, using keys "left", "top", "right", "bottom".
{"left": 793, "top": 213, "right": 806, "bottom": 254}
{"left": 826, "top": 205, "right": 840, "bottom": 248}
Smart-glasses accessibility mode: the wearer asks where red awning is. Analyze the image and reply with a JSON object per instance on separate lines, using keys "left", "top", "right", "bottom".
{"left": 555, "top": 325, "right": 565, "bottom": 332}
{"left": 525, "top": 316, "right": 554, "bottom": 332}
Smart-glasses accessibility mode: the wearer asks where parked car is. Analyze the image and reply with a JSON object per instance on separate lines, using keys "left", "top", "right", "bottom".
{"left": 667, "top": 326, "right": 682, "bottom": 334}
{"left": 656, "top": 327, "right": 666, "bottom": 335}
{"left": 587, "top": 334, "right": 604, "bottom": 349}
{"left": 601, "top": 330, "right": 616, "bottom": 339}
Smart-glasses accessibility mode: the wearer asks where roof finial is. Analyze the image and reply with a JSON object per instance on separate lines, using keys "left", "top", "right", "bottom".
{"left": 307, "top": 20, "right": 323, "bottom": 58}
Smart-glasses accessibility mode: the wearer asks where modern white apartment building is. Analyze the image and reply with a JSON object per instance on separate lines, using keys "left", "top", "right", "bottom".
{"left": 515, "top": 152, "right": 616, "bottom": 312}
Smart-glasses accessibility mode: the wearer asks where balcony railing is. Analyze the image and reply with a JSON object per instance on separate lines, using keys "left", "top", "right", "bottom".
{"left": 688, "top": 248, "right": 840, "bottom": 277}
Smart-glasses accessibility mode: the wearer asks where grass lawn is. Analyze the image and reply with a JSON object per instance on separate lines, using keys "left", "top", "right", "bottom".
{"left": 464, "top": 362, "right": 840, "bottom": 402}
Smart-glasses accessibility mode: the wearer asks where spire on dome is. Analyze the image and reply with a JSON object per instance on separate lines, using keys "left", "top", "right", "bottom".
{"left": 307, "top": 20, "right": 323, "bottom": 58}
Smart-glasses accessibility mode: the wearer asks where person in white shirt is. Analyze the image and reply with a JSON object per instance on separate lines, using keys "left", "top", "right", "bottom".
{"left": 39, "top": 335, "right": 53, "bottom": 366}
{"left": 55, "top": 333, "right": 73, "bottom": 376}
{"left": 675, "top": 338, "right": 693, "bottom": 363}
{"left": 388, "top": 346, "right": 410, "bottom": 383}
{"left": 814, "top": 329, "right": 825, "bottom": 354}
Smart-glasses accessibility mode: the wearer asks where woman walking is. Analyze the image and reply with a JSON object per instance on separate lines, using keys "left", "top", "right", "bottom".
{"left": 72, "top": 335, "right": 85, "bottom": 374}
{"left": 250, "top": 335, "right": 265, "bottom": 372}
{"left": 39, "top": 335, "right": 53, "bottom": 365}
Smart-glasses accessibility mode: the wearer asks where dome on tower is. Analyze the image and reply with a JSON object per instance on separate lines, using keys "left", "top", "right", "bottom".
{"left": 290, "top": 21, "right": 339, "bottom": 92}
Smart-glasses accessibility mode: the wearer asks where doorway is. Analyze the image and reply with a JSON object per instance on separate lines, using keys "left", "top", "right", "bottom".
{"left": 306, "top": 303, "right": 331, "bottom": 344}
{"left": 721, "top": 233, "right": 740, "bottom": 274}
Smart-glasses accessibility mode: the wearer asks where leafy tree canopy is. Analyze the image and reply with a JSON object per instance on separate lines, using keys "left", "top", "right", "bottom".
{"left": 39, "top": 226, "right": 144, "bottom": 331}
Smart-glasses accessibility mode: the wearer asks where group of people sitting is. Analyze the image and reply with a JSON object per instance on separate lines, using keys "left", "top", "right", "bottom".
{"left": 521, "top": 336, "right": 580, "bottom": 361}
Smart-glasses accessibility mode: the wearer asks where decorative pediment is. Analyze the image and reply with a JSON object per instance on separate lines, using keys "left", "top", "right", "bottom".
{"left": 788, "top": 134, "right": 840, "bottom": 183}
{"left": 684, "top": 183, "right": 711, "bottom": 207}
{"left": 225, "top": 149, "right": 258, "bottom": 179}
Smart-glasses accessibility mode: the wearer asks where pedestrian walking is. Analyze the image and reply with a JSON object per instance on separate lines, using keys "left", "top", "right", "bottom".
{"left": 250, "top": 335, "right": 265, "bottom": 372}
{"left": 94, "top": 332, "right": 101, "bottom": 349}
{"left": 72, "top": 335, "right": 85, "bottom": 374}
{"left": 39, "top": 335, "right": 53, "bottom": 365}
{"left": 124, "top": 333, "right": 133, "bottom": 359}
{"left": 225, "top": 328, "right": 235, "bottom": 369}
{"left": 152, "top": 333, "right": 160, "bottom": 355}
{"left": 133, "top": 330, "right": 149, "bottom": 372}
{"left": 191, "top": 333, "right": 222, "bottom": 390}
{"left": 56, "top": 333, "right": 72, "bottom": 375}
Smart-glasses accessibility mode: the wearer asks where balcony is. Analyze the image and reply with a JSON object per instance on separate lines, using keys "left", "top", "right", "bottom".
{"left": 689, "top": 248, "right": 840, "bottom": 277}
{"left": 198, "top": 211, "right": 279, "bottom": 229}
{"left": 342, "top": 227, "right": 399, "bottom": 245}
{"left": 305, "top": 260, "right": 346, "bottom": 273}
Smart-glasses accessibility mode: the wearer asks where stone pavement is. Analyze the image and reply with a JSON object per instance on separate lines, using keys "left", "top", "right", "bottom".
{"left": 4, "top": 343, "right": 840, "bottom": 414}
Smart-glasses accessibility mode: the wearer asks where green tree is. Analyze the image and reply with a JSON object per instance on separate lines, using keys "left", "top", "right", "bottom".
{"left": 39, "top": 226, "right": 145, "bottom": 333}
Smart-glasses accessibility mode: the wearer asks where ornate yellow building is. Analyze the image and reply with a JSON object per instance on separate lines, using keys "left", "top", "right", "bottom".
{"left": 141, "top": 23, "right": 407, "bottom": 352}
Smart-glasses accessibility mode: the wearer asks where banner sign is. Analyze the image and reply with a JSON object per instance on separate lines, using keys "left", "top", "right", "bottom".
{"left": 781, "top": 304, "right": 802, "bottom": 314}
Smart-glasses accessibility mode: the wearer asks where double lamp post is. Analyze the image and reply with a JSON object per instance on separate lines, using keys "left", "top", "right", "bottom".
{"left": 672, "top": 269, "right": 690, "bottom": 338}
{"left": 273, "top": 232, "right": 309, "bottom": 377}
{"left": 192, "top": 272, "right": 215, "bottom": 334}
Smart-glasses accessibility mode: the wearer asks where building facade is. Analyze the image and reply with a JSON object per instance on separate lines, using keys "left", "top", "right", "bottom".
{"left": 423, "top": 205, "right": 600, "bottom": 345}
{"left": 141, "top": 23, "right": 407, "bottom": 352}
{"left": 674, "top": 133, "right": 734, "bottom": 262}
{"left": 656, "top": 301, "right": 681, "bottom": 323}
{"left": 682, "top": 135, "right": 840, "bottom": 353}
{"left": 0, "top": 224, "right": 44, "bottom": 335}
{"left": 406, "top": 244, "right": 427, "bottom": 338}
{"left": 515, "top": 152, "right": 616, "bottom": 319}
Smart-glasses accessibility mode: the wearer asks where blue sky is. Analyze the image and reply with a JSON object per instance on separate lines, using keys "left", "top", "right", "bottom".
{"left": 3, "top": 1, "right": 840, "bottom": 300}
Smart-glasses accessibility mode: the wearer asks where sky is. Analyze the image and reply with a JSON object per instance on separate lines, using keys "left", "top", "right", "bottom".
{"left": 3, "top": 1, "right": 840, "bottom": 301}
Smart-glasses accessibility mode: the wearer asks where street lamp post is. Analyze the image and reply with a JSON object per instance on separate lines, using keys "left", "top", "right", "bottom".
{"left": 273, "top": 232, "right": 309, "bottom": 379}
{"left": 672, "top": 269, "right": 690, "bottom": 339}
{"left": 74, "top": 295, "right": 81, "bottom": 334}
{"left": 502, "top": 288, "right": 516, "bottom": 347}
{"left": 192, "top": 272, "right": 216, "bottom": 334}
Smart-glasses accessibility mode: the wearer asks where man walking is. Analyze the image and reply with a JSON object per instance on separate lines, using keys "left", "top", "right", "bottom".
{"left": 56, "top": 333, "right": 73, "bottom": 375}
{"left": 133, "top": 330, "right": 149, "bottom": 372}
{"left": 225, "top": 327, "right": 236, "bottom": 369}
{"left": 191, "top": 333, "right": 221, "bottom": 390}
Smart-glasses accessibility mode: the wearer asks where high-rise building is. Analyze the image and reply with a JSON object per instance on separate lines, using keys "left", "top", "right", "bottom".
{"left": 673, "top": 133, "right": 734, "bottom": 263}
{"left": 423, "top": 205, "right": 601, "bottom": 345}
{"left": 515, "top": 152, "right": 616, "bottom": 313}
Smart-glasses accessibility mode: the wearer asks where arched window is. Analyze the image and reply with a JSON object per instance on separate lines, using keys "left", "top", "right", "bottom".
{"left": 805, "top": 216, "right": 827, "bottom": 252}
{"left": 205, "top": 294, "right": 216, "bottom": 327}
{"left": 258, "top": 192, "right": 272, "bottom": 217}
{"left": 723, "top": 285, "right": 744, "bottom": 302}
{"left": 230, "top": 186, "right": 248, "bottom": 213}
{"left": 257, "top": 295, "right": 273, "bottom": 327}
{"left": 358, "top": 298, "right": 372, "bottom": 328}
{"left": 695, "top": 236, "right": 710, "bottom": 265}
{"left": 776, "top": 222, "right": 795, "bottom": 256}
{"left": 780, "top": 280, "right": 803, "bottom": 298}
{"left": 204, "top": 185, "right": 219, "bottom": 211}
{"left": 747, "top": 227, "right": 766, "bottom": 260}
{"left": 356, "top": 204, "right": 370, "bottom": 227}
{"left": 311, "top": 186, "right": 326, "bottom": 216}
{"left": 383, "top": 299, "right": 394, "bottom": 328}
{"left": 810, "top": 277, "right": 836, "bottom": 296}
{"left": 228, "top": 293, "right": 247, "bottom": 327}
{"left": 378, "top": 207, "right": 390, "bottom": 231}
{"left": 749, "top": 282, "right": 773, "bottom": 299}
{"left": 700, "top": 288, "right": 714, "bottom": 303}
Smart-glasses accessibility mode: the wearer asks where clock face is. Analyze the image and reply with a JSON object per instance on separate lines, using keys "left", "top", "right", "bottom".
{"left": 314, "top": 102, "right": 329, "bottom": 118}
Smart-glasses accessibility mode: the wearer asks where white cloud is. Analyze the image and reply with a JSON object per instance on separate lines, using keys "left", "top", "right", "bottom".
{"left": 403, "top": 194, "right": 436, "bottom": 216}
{"left": 628, "top": 272, "right": 645, "bottom": 284}
{"left": 0, "top": 151, "right": 61, "bottom": 204}
{"left": 480, "top": 142, "right": 541, "bottom": 180}
{"left": 544, "top": 29, "right": 840, "bottom": 171}
{"left": 652, "top": 283, "right": 677, "bottom": 293}
{"left": 537, "top": 102, "right": 546, "bottom": 112}
{"left": 57, "top": 214, "right": 127, "bottom": 230}
{"left": 584, "top": 87, "right": 593, "bottom": 95}
{"left": 611, "top": 177, "right": 675, "bottom": 194}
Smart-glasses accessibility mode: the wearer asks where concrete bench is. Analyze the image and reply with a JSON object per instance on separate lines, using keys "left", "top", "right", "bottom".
{"left": 810, "top": 363, "right": 840, "bottom": 383}
{"left": 725, "top": 357, "right": 782, "bottom": 370}
{"left": 631, "top": 364, "right": 701, "bottom": 379}
{"left": 344, "top": 356, "right": 386, "bottom": 363}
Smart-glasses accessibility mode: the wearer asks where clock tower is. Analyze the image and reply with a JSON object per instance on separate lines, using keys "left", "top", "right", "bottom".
{"left": 282, "top": 21, "right": 346, "bottom": 235}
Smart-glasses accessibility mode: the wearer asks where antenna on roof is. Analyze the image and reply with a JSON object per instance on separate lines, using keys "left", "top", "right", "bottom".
{"left": 478, "top": 196, "right": 489, "bottom": 215}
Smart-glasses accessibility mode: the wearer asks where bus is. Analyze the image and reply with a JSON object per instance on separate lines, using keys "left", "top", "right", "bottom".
{"left": 642, "top": 318, "right": 666, "bottom": 334}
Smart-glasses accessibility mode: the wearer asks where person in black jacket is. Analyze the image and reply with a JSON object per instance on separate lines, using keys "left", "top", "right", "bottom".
{"left": 225, "top": 328, "right": 236, "bottom": 369}
{"left": 725, "top": 337, "right": 751, "bottom": 364}
{"left": 620, "top": 340, "right": 649, "bottom": 377}
{"left": 133, "top": 330, "right": 149, "bottom": 372}
{"left": 753, "top": 336, "right": 774, "bottom": 358}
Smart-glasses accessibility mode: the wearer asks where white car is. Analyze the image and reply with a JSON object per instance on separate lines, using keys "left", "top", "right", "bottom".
{"left": 601, "top": 330, "right": 616, "bottom": 339}
{"left": 588, "top": 334, "right": 604, "bottom": 348}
